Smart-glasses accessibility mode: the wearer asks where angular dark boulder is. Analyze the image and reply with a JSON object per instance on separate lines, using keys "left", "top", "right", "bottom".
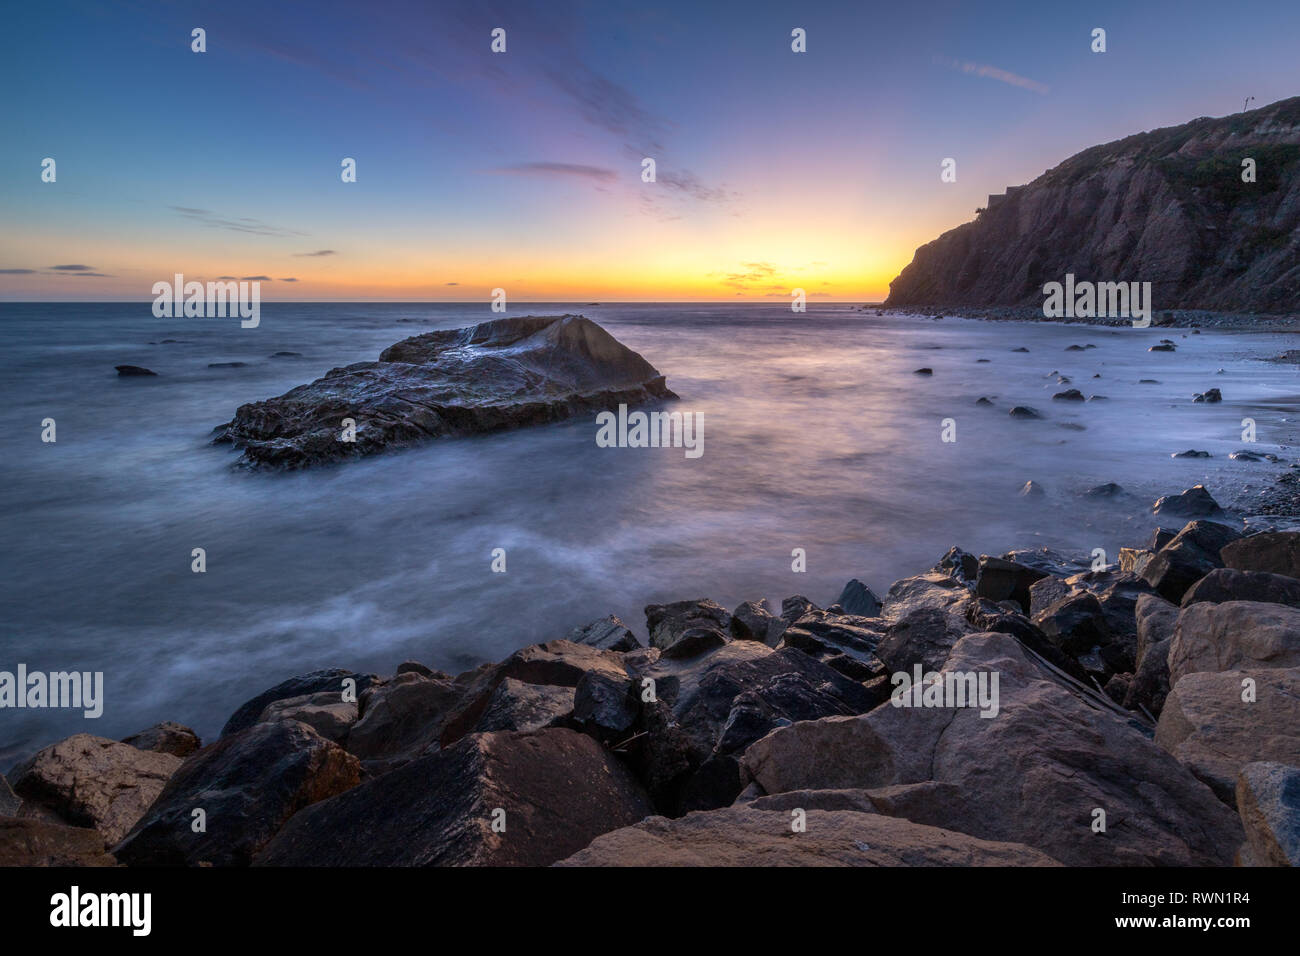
{"left": 729, "top": 599, "right": 786, "bottom": 646}
{"left": 214, "top": 315, "right": 676, "bottom": 469}
{"left": 564, "top": 614, "right": 641, "bottom": 652}
{"left": 1221, "top": 531, "right": 1300, "bottom": 580}
{"left": 221, "top": 668, "right": 378, "bottom": 738}
{"left": 114, "top": 720, "right": 360, "bottom": 867}
{"left": 975, "top": 555, "right": 1050, "bottom": 612}
{"left": 835, "top": 579, "right": 882, "bottom": 617}
{"left": 1123, "top": 593, "right": 1179, "bottom": 716}
{"left": 1152, "top": 484, "right": 1223, "bottom": 518}
{"left": 1142, "top": 520, "right": 1243, "bottom": 602}
{"left": 623, "top": 643, "right": 881, "bottom": 814}
{"left": 1032, "top": 590, "right": 1112, "bottom": 656}
{"left": 645, "top": 599, "right": 731, "bottom": 656}
{"left": 1181, "top": 567, "right": 1300, "bottom": 609}
{"left": 253, "top": 728, "right": 653, "bottom": 867}
{"left": 121, "top": 721, "right": 201, "bottom": 758}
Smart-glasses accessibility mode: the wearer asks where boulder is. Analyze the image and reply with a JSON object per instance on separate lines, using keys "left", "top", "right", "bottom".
{"left": 934, "top": 546, "right": 980, "bottom": 584}
{"left": 1123, "top": 593, "right": 1179, "bottom": 716}
{"left": 1032, "top": 590, "right": 1112, "bottom": 655}
{"left": 625, "top": 642, "right": 881, "bottom": 814}
{"left": 571, "top": 671, "right": 639, "bottom": 740}
{"left": 221, "top": 668, "right": 378, "bottom": 737}
{"left": 646, "top": 599, "right": 731, "bottom": 656}
{"left": 875, "top": 607, "right": 972, "bottom": 674}
{"left": 1028, "top": 576, "right": 1072, "bottom": 618}
{"left": 258, "top": 692, "right": 356, "bottom": 743}
{"left": 1155, "top": 668, "right": 1300, "bottom": 806}
{"left": 1142, "top": 520, "right": 1243, "bottom": 602}
{"left": 214, "top": 315, "right": 677, "bottom": 469}
{"left": 1235, "top": 762, "right": 1300, "bottom": 867}
{"left": 881, "top": 572, "right": 970, "bottom": 622}
{"left": 778, "top": 609, "right": 887, "bottom": 678}
{"left": 1181, "top": 568, "right": 1300, "bottom": 609}
{"left": 729, "top": 599, "right": 786, "bottom": 646}
{"left": 975, "top": 556, "right": 1049, "bottom": 612}
{"left": 740, "top": 631, "right": 1241, "bottom": 865}
{"left": 1168, "top": 601, "right": 1300, "bottom": 687}
{"left": 564, "top": 615, "right": 641, "bottom": 652}
{"left": 554, "top": 806, "right": 1060, "bottom": 866}
{"left": 345, "top": 671, "right": 468, "bottom": 771}
{"left": 1222, "top": 531, "right": 1300, "bottom": 580}
{"left": 0, "top": 818, "right": 117, "bottom": 867}
{"left": 1152, "top": 484, "right": 1223, "bottom": 518}
{"left": 10, "top": 734, "right": 182, "bottom": 844}
{"left": 121, "top": 721, "right": 201, "bottom": 758}
{"left": 114, "top": 719, "right": 360, "bottom": 866}
{"left": 780, "top": 595, "right": 820, "bottom": 624}
{"left": 1119, "top": 548, "right": 1156, "bottom": 575}
{"left": 254, "top": 728, "right": 653, "bottom": 866}
{"left": 835, "top": 579, "right": 882, "bottom": 617}
{"left": 115, "top": 365, "right": 157, "bottom": 376}
{"left": 438, "top": 640, "right": 630, "bottom": 748}
{"left": 395, "top": 660, "right": 442, "bottom": 678}
{"left": 474, "top": 678, "right": 574, "bottom": 734}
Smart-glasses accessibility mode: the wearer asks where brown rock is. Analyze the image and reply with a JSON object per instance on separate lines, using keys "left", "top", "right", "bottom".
{"left": 114, "top": 719, "right": 360, "bottom": 866}
{"left": 0, "top": 818, "right": 117, "bottom": 867}
{"left": 1168, "top": 600, "right": 1300, "bottom": 687}
{"left": 554, "top": 806, "right": 1060, "bottom": 866}
{"left": 741, "top": 631, "right": 1241, "bottom": 865}
{"left": 11, "top": 734, "right": 181, "bottom": 844}
{"left": 1155, "top": 667, "right": 1300, "bottom": 806}
{"left": 254, "top": 728, "right": 652, "bottom": 866}
{"left": 121, "top": 721, "right": 201, "bottom": 758}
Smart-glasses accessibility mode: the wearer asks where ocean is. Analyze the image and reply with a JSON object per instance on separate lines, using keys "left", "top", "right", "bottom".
{"left": 1, "top": 301, "right": 1296, "bottom": 764}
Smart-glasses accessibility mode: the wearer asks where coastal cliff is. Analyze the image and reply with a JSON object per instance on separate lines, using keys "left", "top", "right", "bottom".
{"left": 885, "top": 97, "right": 1300, "bottom": 313}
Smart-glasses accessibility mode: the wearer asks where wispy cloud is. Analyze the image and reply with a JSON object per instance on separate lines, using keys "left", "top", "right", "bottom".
{"left": 935, "top": 56, "right": 1050, "bottom": 95}
{"left": 241, "top": 275, "right": 272, "bottom": 281}
{"left": 0, "top": 265, "right": 114, "bottom": 277}
{"left": 170, "top": 206, "right": 308, "bottom": 237}
{"left": 279, "top": 277, "right": 298, "bottom": 282}
{"left": 484, "top": 162, "right": 618, "bottom": 184}
{"left": 294, "top": 249, "right": 336, "bottom": 257}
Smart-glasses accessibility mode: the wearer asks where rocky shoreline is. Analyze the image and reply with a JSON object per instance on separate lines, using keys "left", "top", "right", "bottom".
{"left": 867, "top": 305, "right": 1300, "bottom": 332}
{"left": 5, "top": 482, "right": 1298, "bottom": 867}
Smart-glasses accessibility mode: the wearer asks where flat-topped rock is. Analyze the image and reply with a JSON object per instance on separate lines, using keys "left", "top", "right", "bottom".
{"left": 213, "top": 315, "right": 675, "bottom": 468}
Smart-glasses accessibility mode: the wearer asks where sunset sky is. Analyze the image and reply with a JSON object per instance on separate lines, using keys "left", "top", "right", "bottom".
{"left": 3, "top": 0, "right": 1298, "bottom": 301}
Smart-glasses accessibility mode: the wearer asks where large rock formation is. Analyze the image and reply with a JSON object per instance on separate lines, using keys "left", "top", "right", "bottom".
{"left": 885, "top": 97, "right": 1300, "bottom": 313}
{"left": 213, "top": 314, "right": 676, "bottom": 469}
{"left": 254, "top": 728, "right": 653, "bottom": 867}
{"left": 738, "top": 632, "right": 1241, "bottom": 866}
{"left": 555, "top": 806, "right": 1060, "bottom": 866}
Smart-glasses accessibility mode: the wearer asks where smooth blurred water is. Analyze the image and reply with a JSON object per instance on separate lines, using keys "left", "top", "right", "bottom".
{"left": 1, "top": 301, "right": 1297, "bottom": 763}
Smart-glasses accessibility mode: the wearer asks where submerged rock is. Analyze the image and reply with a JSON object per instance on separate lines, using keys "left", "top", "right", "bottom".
{"left": 1152, "top": 484, "right": 1223, "bottom": 517}
{"left": 115, "top": 365, "right": 156, "bottom": 376}
{"left": 213, "top": 315, "right": 676, "bottom": 469}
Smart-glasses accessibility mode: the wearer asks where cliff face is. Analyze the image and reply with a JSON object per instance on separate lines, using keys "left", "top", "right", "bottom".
{"left": 885, "top": 97, "right": 1300, "bottom": 313}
